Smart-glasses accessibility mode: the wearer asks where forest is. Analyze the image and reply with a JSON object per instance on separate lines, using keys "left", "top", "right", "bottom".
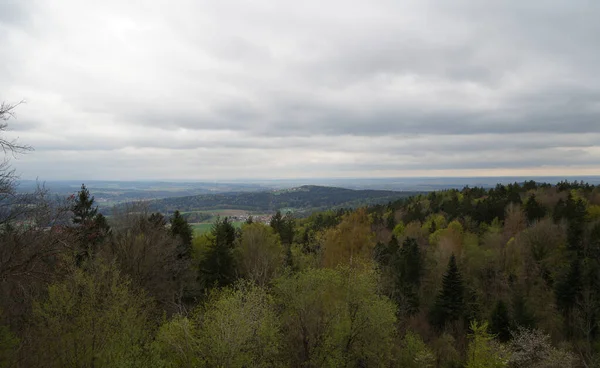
{"left": 142, "top": 185, "right": 415, "bottom": 214}
{"left": 2, "top": 103, "right": 600, "bottom": 367}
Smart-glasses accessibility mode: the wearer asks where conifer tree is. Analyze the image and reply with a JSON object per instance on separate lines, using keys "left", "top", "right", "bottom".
{"left": 170, "top": 210, "right": 193, "bottom": 256}
{"left": 489, "top": 300, "right": 511, "bottom": 342}
{"left": 430, "top": 254, "right": 465, "bottom": 330}
{"left": 555, "top": 258, "right": 582, "bottom": 315}
{"left": 394, "top": 237, "right": 422, "bottom": 315}
{"left": 524, "top": 194, "right": 546, "bottom": 223}
{"left": 198, "top": 217, "right": 237, "bottom": 290}
{"left": 148, "top": 212, "right": 167, "bottom": 228}
{"left": 512, "top": 293, "right": 536, "bottom": 329}
{"left": 71, "top": 184, "right": 110, "bottom": 263}
{"left": 72, "top": 183, "right": 97, "bottom": 225}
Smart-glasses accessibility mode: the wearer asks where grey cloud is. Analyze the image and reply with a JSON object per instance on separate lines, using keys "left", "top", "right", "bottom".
{"left": 1, "top": 0, "right": 599, "bottom": 180}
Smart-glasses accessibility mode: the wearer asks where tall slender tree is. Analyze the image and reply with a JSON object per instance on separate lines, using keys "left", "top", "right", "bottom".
{"left": 170, "top": 210, "right": 193, "bottom": 258}
{"left": 430, "top": 254, "right": 465, "bottom": 330}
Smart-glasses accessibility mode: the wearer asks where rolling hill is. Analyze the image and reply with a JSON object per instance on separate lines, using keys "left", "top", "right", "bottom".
{"left": 141, "top": 185, "right": 419, "bottom": 214}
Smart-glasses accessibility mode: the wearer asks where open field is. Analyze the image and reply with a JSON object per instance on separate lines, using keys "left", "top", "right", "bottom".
{"left": 182, "top": 209, "right": 249, "bottom": 217}
{"left": 191, "top": 221, "right": 244, "bottom": 235}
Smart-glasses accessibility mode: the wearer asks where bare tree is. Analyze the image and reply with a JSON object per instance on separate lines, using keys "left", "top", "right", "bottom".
{"left": 0, "top": 101, "right": 34, "bottom": 225}
{"left": 0, "top": 101, "right": 31, "bottom": 155}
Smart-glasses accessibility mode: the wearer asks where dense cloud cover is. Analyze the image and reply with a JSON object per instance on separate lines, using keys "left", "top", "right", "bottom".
{"left": 1, "top": 0, "right": 599, "bottom": 179}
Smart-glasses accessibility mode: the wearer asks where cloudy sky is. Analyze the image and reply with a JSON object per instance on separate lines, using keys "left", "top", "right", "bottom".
{"left": 1, "top": 0, "right": 599, "bottom": 180}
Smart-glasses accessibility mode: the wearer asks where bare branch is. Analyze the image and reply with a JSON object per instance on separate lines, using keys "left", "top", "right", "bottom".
{"left": 0, "top": 101, "right": 33, "bottom": 156}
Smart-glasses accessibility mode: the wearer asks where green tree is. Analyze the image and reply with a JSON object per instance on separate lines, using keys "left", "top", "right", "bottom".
{"left": 512, "top": 293, "right": 536, "bottom": 329}
{"left": 71, "top": 183, "right": 110, "bottom": 263}
{"left": 466, "top": 321, "right": 508, "bottom": 368}
{"left": 394, "top": 237, "right": 423, "bottom": 315}
{"left": 235, "top": 222, "right": 284, "bottom": 286}
{"left": 196, "top": 281, "right": 282, "bottom": 368}
{"left": 72, "top": 183, "right": 98, "bottom": 225}
{"left": 0, "top": 321, "right": 18, "bottom": 368}
{"left": 430, "top": 254, "right": 465, "bottom": 330}
{"left": 398, "top": 331, "right": 435, "bottom": 368}
{"left": 523, "top": 195, "right": 546, "bottom": 223}
{"left": 197, "top": 217, "right": 237, "bottom": 290}
{"left": 170, "top": 210, "right": 193, "bottom": 258}
{"left": 490, "top": 300, "right": 511, "bottom": 342}
{"left": 27, "top": 261, "right": 152, "bottom": 367}
{"left": 274, "top": 266, "right": 397, "bottom": 367}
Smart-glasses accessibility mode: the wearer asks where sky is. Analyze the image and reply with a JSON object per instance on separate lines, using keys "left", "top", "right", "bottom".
{"left": 1, "top": 0, "right": 599, "bottom": 180}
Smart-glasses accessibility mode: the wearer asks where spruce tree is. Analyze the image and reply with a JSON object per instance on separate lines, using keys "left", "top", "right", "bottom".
{"left": 394, "top": 237, "right": 422, "bottom": 315}
{"left": 72, "top": 183, "right": 97, "bottom": 225}
{"left": 170, "top": 210, "right": 193, "bottom": 250}
{"left": 524, "top": 194, "right": 546, "bottom": 223}
{"left": 555, "top": 258, "right": 582, "bottom": 314}
{"left": 71, "top": 184, "right": 109, "bottom": 263}
{"left": 489, "top": 300, "right": 511, "bottom": 342}
{"left": 512, "top": 292, "right": 536, "bottom": 329}
{"left": 430, "top": 254, "right": 465, "bottom": 330}
{"left": 198, "top": 217, "right": 237, "bottom": 290}
{"left": 148, "top": 212, "right": 167, "bottom": 228}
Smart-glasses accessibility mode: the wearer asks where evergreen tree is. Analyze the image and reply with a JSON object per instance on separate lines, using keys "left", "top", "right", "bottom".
{"left": 489, "top": 300, "right": 511, "bottom": 342}
{"left": 566, "top": 198, "right": 587, "bottom": 254}
{"left": 555, "top": 258, "right": 582, "bottom": 315}
{"left": 198, "top": 217, "right": 237, "bottom": 290}
{"left": 512, "top": 293, "right": 536, "bottom": 329}
{"left": 148, "top": 212, "right": 167, "bottom": 228}
{"left": 430, "top": 254, "right": 465, "bottom": 330}
{"left": 70, "top": 184, "right": 109, "bottom": 263}
{"left": 270, "top": 211, "right": 294, "bottom": 267}
{"left": 170, "top": 210, "right": 193, "bottom": 254}
{"left": 394, "top": 237, "right": 422, "bottom": 315}
{"left": 72, "top": 184, "right": 97, "bottom": 225}
{"left": 524, "top": 194, "right": 546, "bottom": 223}
{"left": 269, "top": 211, "right": 283, "bottom": 234}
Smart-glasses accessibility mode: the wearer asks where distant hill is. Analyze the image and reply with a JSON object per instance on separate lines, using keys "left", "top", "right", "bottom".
{"left": 141, "top": 185, "right": 419, "bottom": 214}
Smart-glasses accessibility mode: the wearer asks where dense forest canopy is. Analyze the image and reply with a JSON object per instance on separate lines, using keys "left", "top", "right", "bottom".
{"left": 2, "top": 104, "right": 600, "bottom": 367}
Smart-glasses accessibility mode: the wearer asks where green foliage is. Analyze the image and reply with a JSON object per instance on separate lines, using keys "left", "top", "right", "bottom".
{"left": 0, "top": 323, "right": 18, "bottom": 368}
{"left": 392, "top": 221, "right": 405, "bottom": 238}
{"left": 72, "top": 183, "right": 98, "bottom": 225}
{"left": 555, "top": 258, "right": 582, "bottom": 316}
{"left": 490, "top": 301, "right": 511, "bottom": 342}
{"left": 466, "top": 321, "right": 508, "bottom": 368}
{"left": 431, "top": 254, "right": 465, "bottom": 330}
{"left": 196, "top": 281, "right": 282, "bottom": 368}
{"left": 28, "top": 261, "right": 152, "bottom": 368}
{"left": 235, "top": 222, "right": 284, "bottom": 286}
{"left": 274, "top": 266, "right": 397, "bottom": 367}
{"left": 197, "top": 217, "right": 237, "bottom": 290}
{"left": 170, "top": 210, "right": 193, "bottom": 252}
{"left": 524, "top": 194, "right": 546, "bottom": 223}
{"left": 152, "top": 315, "right": 200, "bottom": 368}
{"left": 394, "top": 237, "right": 423, "bottom": 315}
{"left": 398, "top": 331, "right": 436, "bottom": 368}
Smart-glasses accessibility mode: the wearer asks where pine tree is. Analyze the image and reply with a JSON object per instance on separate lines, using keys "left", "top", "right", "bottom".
{"left": 71, "top": 184, "right": 109, "bottom": 263}
{"left": 566, "top": 198, "right": 587, "bottom": 254}
{"left": 394, "top": 237, "right": 422, "bottom": 315}
{"left": 430, "top": 254, "right": 465, "bottom": 330}
{"left": 489, "top": 300, "right": 511, "bottom": 342}
{"left": 512, "top": 293, "right": 536, "bottom": 329}
{"left": 555, "top": 258, "right": 582, "bottom": 314}
{"left": 198, "top": 217, "right": 237, "bottom": 290}
{"left": 524, "top": 194, "right": 546, "bottom": 223}
{"left": 72, "top": 184, "right": 97, "bottom": 225}
{"left": 148, "top": 212, "right": 167, "bottom": 228}
{"left": 269, "top": 211, "right": 283, "bottom": 234}
{"left": 170, "top": 210, "right": 193, "bottom": 255}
